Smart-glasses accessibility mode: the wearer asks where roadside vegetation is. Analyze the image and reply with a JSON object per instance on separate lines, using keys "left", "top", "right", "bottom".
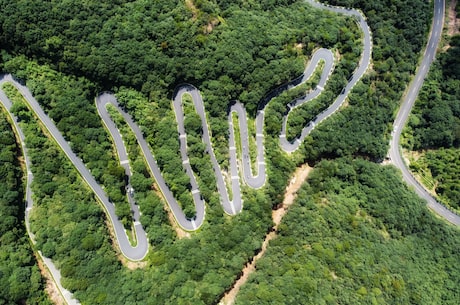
{"left": 2, "top": 60, "right": 134, "bottom": 227}
{"left": 0, "top": 108, "right": 51, "bottom": 304}
{"left": 0, "top": 0, "right": 456, "bottom": 304}
{"left": 403, "top": 32, "right": 460, "bottom": 211}
{"left": 298, "top": 0, "right": 431, "bottom": 163}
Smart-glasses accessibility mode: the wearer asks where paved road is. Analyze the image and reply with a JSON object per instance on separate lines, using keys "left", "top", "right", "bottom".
{"left": 96, "top": 96, "right": 143, "bottom": 230}
{"left": 0, "top": 76, "right": 81, "bottom": 305}
{"left": 389, "top": 0, "right": 460, "bottom": 226}
{"left": 0, "top": 75, "right": 149, "bottom": 261}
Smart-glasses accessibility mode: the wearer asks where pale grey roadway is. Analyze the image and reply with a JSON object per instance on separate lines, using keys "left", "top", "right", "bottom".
{"left": 0, "top": 75, "right": 81, "bottom": 305}
{"left": 389, "top": 0, "right": 460, "bottom": 226}
{"left": 96, "top": 95, "right": 142, "bottom": 229}
{"left": 0, "top": 0, "right": 377, "bottom": 263}
{"left": 0, "top": 75, "right": 149, "bottom": 261}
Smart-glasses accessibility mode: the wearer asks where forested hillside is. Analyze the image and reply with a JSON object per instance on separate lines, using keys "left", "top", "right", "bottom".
{"left": 0, "top": 0, "right": 456, "bottom": 304}
{"left": 0, "top": 1, "right": 362, "bottom": 304}
{"left": 298, "top": 0, "right": 431, "bottom": 163}
{"left": 236, "top": 158, "right": 460, "bottom": 305}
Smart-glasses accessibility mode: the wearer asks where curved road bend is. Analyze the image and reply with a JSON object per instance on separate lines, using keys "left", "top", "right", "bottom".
{"left": 389, "top": 0, "right": 460, "bottom": 226}
{"left": 0, "top": 75, "right": 149, "bottom": 261}
{"left": 124, "top": 2, "right": 372, "bottom": 225}
{"left": 0, "top": 76, "right": 81, "bottom": 305}
{"left": 96, "top": 96, "right": 143, "bottom": 231}
{"left": 1, "top": 0, "right": 376, "bottom": 271}
{"left": 97, "top": 94, "right": 205, "bottom": 230}
{"left": 276, "top": 0, "right": 373, "bottom": 153}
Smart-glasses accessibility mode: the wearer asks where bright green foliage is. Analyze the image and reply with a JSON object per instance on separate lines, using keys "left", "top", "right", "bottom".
{"left": 0, "top": 0, "right": 450, "bottom": 304}
{"left": 403, "top": 29, "right": 460, "bottom": 211}
{"left": 236, "top": 159, "right": 460, "bottom": 305}
{"left": 0, "top": 110, "right": 51, "bottom": 305}
{"left": 410, "top": 148, "right": 460, "bottom": 210}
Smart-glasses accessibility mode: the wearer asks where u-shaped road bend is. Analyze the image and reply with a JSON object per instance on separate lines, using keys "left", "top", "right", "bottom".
{"left": 2, "top": 2, "right": 457, "bottom": 305}
{"left": 0, "top": 75, "right": 149, "bottom": 261}
{"left": 1, "top": 0, "right": 375, "bottom": 264}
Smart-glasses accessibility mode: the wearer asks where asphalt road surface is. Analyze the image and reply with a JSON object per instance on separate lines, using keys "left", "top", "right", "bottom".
{"left": 389, "top": 0, "right": 460, "bottom": 226}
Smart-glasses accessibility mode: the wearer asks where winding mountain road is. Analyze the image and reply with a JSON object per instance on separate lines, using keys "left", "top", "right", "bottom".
{"left": 95, "top": 0, "right": 372, "bottom": 232}
{"left": 0, "top": 75, "right": 149, "bottom": 261}
{"left": 389, "top": 0, "right": 460, "bottom": 226}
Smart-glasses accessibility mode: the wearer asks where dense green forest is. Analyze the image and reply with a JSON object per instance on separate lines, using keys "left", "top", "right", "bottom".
{"left": 236, "top": 158, "right": 460, "bottom": 305}
{"left": 403, "top": 32, "right": 460, "bottom": 210}
{"left": 0, "top": 0, "right": 456, "bottom": 304}
{"left": 0, "top": 109, "right": 51, "bottom": 304}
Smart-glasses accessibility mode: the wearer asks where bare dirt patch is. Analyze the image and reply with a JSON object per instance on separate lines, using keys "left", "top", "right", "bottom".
{"left": 219, "top": 164, "right": 312, "bottom": 305}
{"left": 185, "top": 0, "right": 199, "bottom": 20}
{"left": 151, "top": 183, "right": 191, "bottom": 239}
{"left": 36, "top": 256, "right": 65, "bottom": 305}
{"left": 203, "top": 18, "right": 220, "bottom": 34}
{"left": 448, "top": 0, "right": 459, "bottom": 36}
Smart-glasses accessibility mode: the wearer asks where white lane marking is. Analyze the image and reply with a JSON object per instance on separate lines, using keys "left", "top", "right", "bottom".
{"left": 258, "top": 161, "right": 265, "bottom": 165}
{"left": 317, "top": 85, "right": 324, "bottom": 91}
{"left": 231, "top": 176, "right": 239, "bottom": 180}
{"left": 280, "top": 134, "right": 286, "bottom": 138}
{"left": 179, "top": 134, "right": 186, "bottom": 139}
{"left": 182, "top": 159, "right": 190, "bottom": 165}
{"left": 229, "top": 146, "right": 236, "bottom": 150}
{"left": 134, "top": 221, "right": 141, "bottom": 226}
{"left": 230, "top": 201, "right": 236, "bottom": 214}
{"left": 192, "top": 219, "right": 197, "bottom": 230}
{"left": 256, "top": 133, "right": 264, "bottom": 137}
{"left": 191, "top": 189, "right": 199, "bottom": 195}
{"left": 120, "top": 160, "right": 129, "bottom": 165}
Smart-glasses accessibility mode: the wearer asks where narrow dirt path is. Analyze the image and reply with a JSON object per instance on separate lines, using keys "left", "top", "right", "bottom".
{"left": 219, "top": 164, "right": 312, "bottom": 305}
